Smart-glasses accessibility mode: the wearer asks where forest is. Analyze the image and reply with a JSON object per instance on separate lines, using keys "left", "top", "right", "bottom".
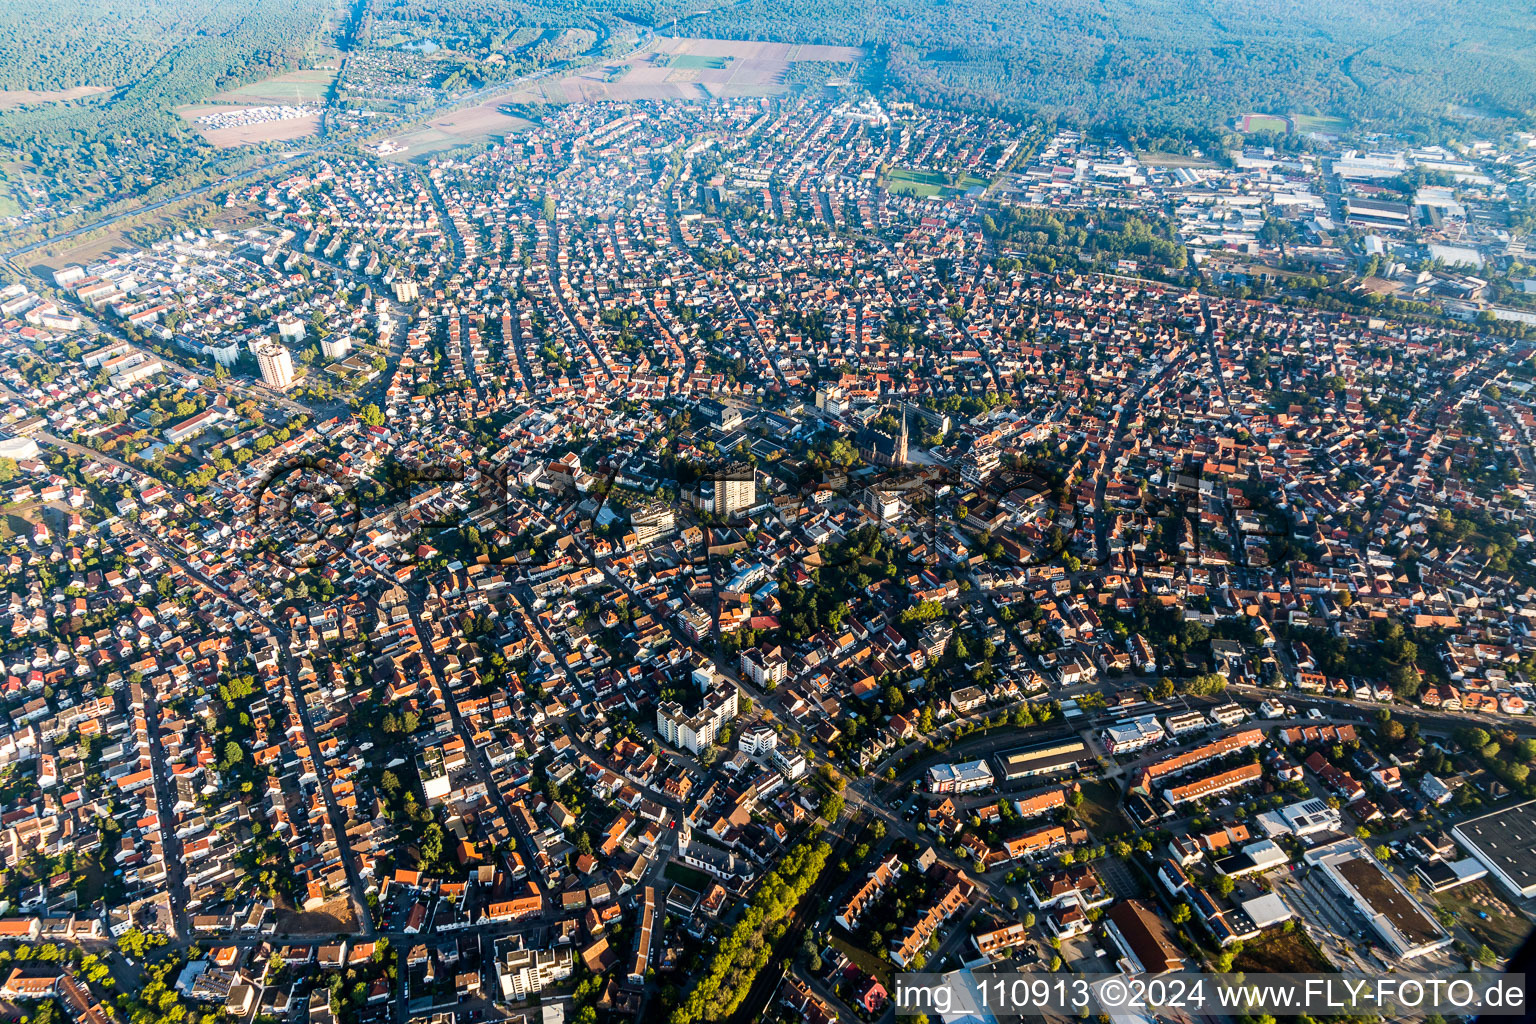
{"left": 0, "top": 0, "right": 337, "bottom": 100}
{"left": 0, "top": 0, "right": 341, "bottom": 229}
{"left": 561, "top": 0, "right": 1536, "bottom": 136}
{"left": 984, "top": 207, "right": 1190, "bottom": 272}
{"left": 18, "top": 0, "right": 1534, "bottom": 146}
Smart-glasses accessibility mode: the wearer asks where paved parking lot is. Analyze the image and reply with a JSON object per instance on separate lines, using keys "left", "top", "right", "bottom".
{"left": 1282, "top": 870, "right": 1390, "bottom": 973}
{"left": 1279, "top": 866, "right": 1463, "bottom": 975}
{"left": 1094, "top": 853, "right": 1143, "bottom": 899}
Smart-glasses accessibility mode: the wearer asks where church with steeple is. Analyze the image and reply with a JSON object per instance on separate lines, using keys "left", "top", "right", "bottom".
{"left": 856, "top": 404, "right": 909, "bottom": 468}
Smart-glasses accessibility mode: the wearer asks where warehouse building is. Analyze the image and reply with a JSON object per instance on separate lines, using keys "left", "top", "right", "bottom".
{"left": 1452, "top": 800, "right": 1536, "bottom": 898}
{"left": 1304, "top": 838, "right": 1452, "bottom": 960}
{"left": 994, "top": 737, "right": 1090, "bottom": 781}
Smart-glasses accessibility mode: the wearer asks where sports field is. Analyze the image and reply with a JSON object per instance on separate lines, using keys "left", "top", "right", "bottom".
{"left": 1294, "top": 113, "right": 1349, "bottom": 134}
{"left": 886, "top": 167, "right": 989, "bottom": 198}
{"left": 211, "top": 67, "right": 339, "bottom": 105}
{"left": 1240, "top": 113, "right": 1292, "bottom": 133}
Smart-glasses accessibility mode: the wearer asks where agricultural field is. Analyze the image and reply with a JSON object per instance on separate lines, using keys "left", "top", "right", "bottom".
{"left": 378, "top": 102, "right": 538, "bottom": 162}
{"left": 25, "top": 223, "right": 144, "bottom": 271}
{"left": 172, "top": 65, "right": 337, "bottom": 146}
{"left": 25, "top": 191, "right": 242, "bottom": 271}
{"left": 506, "top": 35, "right": 864, "bottom": 104}
{"left": 670, "top": 54, "right": 730, "bottom": 71}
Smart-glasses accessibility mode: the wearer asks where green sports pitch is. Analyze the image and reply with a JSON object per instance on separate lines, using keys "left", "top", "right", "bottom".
{"left": 1240, "top": 113, "right": 1293, "bottom": 133}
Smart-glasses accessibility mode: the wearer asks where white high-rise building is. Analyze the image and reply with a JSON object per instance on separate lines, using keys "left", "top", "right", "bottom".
{"left": 657, "top": 685, "right": 739, "bottom": 754}
{"left": 276, "top": 318, "right": 306, "bottom": 343}
{"left": 719, "top": 471, "right": 756, "bottom": 516}
{"left": 630, "top": 503, "right": 676, "bottom": 546}
{"left": 255, "top": 341, "right": 295, "bottom": 390}
{"left": 696, "top": 462, "right": 756, "bottom": 518}
{"left": 321, "top": 335, "right": 352, "bottom": 361}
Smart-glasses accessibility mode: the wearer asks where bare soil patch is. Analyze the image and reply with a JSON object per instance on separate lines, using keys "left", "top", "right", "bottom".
{"left": 379, "top": 102, "right": 538, "bottom": 162}
{"left": 179, "top": 107, "right": 321, "bottom": 148}
{"left": 0, "top": 86, "right": 108, "bottom": 109}
{"left": 277, "top": 895, "right": 359, "bottom": 935}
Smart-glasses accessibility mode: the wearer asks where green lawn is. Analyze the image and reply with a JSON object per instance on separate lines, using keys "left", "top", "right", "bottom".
{"left": 671, "top": 54, "right": 730, "bottom": 70}
{"left": 663, "top": 861, "right": 712, "bottom": 891}
{"left": 1294, "top": 113, "right": 1349, "bottom": 134}
{"left": 894, "top": 168, "right": 946, "bottom": 185}
{"left": 215, "top": 68, "right": 338, "bottom": 104}
{"left": 1073, "top": 778, "right": 1129, "bottom": 836}
{"left": 1433, "top": 881, "right": 1532, "bottom": 958}
{"left": 830, "top": 934, "right": 893, "bottom": 989}
{"left": 886, "top": 167, "right": 990, "bottom": 199}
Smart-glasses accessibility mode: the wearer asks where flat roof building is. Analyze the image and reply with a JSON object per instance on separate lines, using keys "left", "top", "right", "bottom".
{"left": 1304, "top": 838, "right": 1452, "bottom": 960}
{"left": 1254, "top": 797, "right": 1342, "bottom": 838}
{"left": 657, "top": 685, "right": 739, "bottom": 755}
{"left": 417, "top": 746, "right": 450, "bottom": 804}
{"left": 1453, "top": 800, "right": 1536, "bottom": 898}
{"left": 1239, "top": 892, "right": 1293, "bottom": 930}
{"left": 630, "top": 503, "right": 676, "bottom": 546}
{"left": 926, "top": 759, "right": 995, "bottom": 794}
{"left": 1213, "top": 838, "right": 1288, "bottom": 878}
{"left": 994, "top": 738, "right": 1090, "bottom": 781}
{"left": 255, "top": 340, "right": 295, "bottom": 390}
{"left": 695, "top": 462, "right": 756, "bottom": 518}
{"left": 1103, "top": 714, "right": 1164, "bottom": 754}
